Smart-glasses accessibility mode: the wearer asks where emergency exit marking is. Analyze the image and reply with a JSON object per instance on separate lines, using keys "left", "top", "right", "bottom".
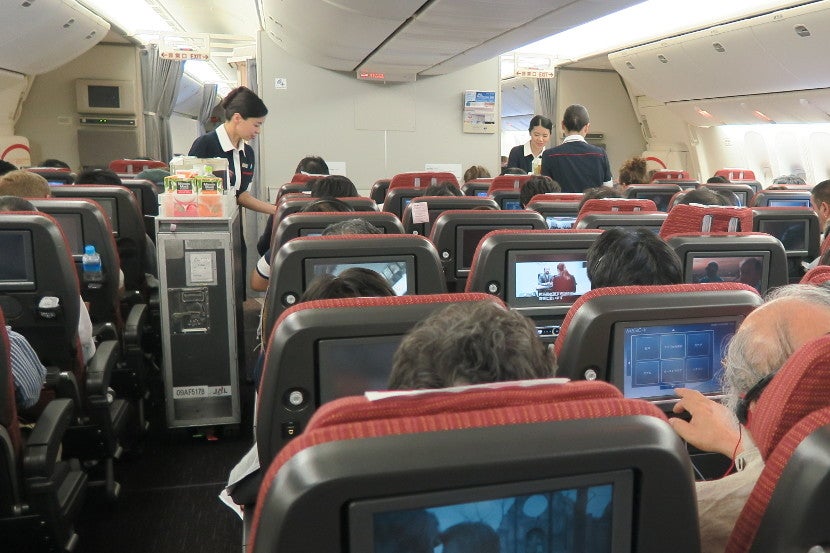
{"left": 275, "top": 77, "right": 287, "bottom": 90}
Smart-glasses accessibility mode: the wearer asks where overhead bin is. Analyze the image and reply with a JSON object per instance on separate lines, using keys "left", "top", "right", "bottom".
{"left": 0, "top": 0, "right": 109, "bottom": 75}
{"left": 610, "top": 1, "right": 830, "bottom": 103}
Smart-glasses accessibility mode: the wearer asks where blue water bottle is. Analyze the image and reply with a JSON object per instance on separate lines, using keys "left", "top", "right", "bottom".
{"left": 82, "top": 244, "right": 103, "bottom": 287}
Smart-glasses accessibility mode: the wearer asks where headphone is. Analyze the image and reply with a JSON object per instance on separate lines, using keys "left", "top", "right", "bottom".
{"left": 735, "top": 372, "right": 776, "bottom": 425}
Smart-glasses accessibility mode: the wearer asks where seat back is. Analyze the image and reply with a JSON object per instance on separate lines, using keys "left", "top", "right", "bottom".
{"left": 622, "top": 184, "right": 683, "bottom": 212}
{"left": 249, "top": 379, "right": 699, "bottom": 553}
{"left": 650, "top": 170, "right": 698, "bottom": 189}
{"left": 575, "top": 211, "right": 667, "bottom": 232}
{"left": 525, "top": 198, "right": 581, "bottom": 229}
{"left": 290, "top": 173, "right": 324, "bottom": 184}
{"left": 0, "top": 309, "right": 23, "bottom": 485}
{"left": 381, "top": 187, "right": 425, "bottom": 219}
{"left": 275, "top": 182, "right": 310, "bottom": 202}
{"left": 487, "top": 174, "right": 533, "bottom": 193}
{"left": 702, "top": 183, "right": 755, "bottom": 207}
{"left": 465, "top": 229, "right": 602, "bottom": 336}
{"left": 257, "top": 293, "right": 500, "bottom": 463}
{"left": 0, "top": 213, "right": 84, "bottom": 382}
{"left": 401, "top": 196, "right": 499, "bottom": 235}
{"left": 262, "top": 234, "right": 446, "bottom": 339}
{"left": 26, "top": 167, "right": 76, "bottom": 185}
{"left": 554, "top": 283, "right": 761, "bottom": 407}
{"left": 725, "top": 335, "right": 830, "bottom": 552}
{"left": 108, "top": 158, "right": 166, "bottom": 174}
{"left": 750, "top": 189, "right": 812, "bottom": 208}
{"left": 429, "top": 210, "right": 547, "bottom": 290}
{"left": 388, "top": 171, "right": 458, "bottom": 190}
{"left": 271, "top": 211, "right": 404, "bottom": 251}
{"left": 659, "top": 204, "right": 754, "bottom": 238}
{"left": 50, "top": 185, "right": 148, "bottom": 293}
{"left": 578, "top": 198, "right": 658, "bottom": 218}
{"left": 369, "top": 179, "right": 391, "bottom": 205}
{"left": 120, "top": 178, "right": 159, "bottom": 238}
{"left": 714, "top": 168, "right": 762, "bottom": 195}
{"left": 460, "top": 178, "right": 491, "bottom": 197}
{"left": 664, "top": 233, "right": 789, "bottom": 294}
{"left": 800, "top": 265, "right": 830, "bottom": 285}
{"left": 30, "top": 198, "right": 123, "bottom": 330}
{"left": 490, "top": 189, "right": 523, "bottom": 210}
{"left": 751, "top": 207, "right": 820, "bottom": 260}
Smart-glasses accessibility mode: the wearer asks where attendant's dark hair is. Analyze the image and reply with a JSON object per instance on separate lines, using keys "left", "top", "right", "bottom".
{"left": 587, "top": 228, "right": 683, "bottom": 288}
{"left": 311, "top": 175, "right": 358, "bottom": 198}
{"left": 300, "top": 268, "right": 395, "bottom": 302}
{"left": 222, "top": 86, "right": 268, "bottom": 120}
{"left": 528, "top": 115, "right": 553, "bottom": 133}
{"left": 520, "top": 175, "right": 560, "bottom": 207}
{"left": 295, "top": 156, "right": 329, "bottom": 175}
{"left": 562, "top": 104, "right": 590, "bottom": 132}
{"left": 75, "top": 168, "right": 121, "bottom": 185}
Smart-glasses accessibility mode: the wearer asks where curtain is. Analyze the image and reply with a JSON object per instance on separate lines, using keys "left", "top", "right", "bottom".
{"left": 197, "top": 83, "right": 218, "bottom": 134}
{"left": 140, "top": 44, "right": 185, "bottom": 163}
{"left": 535, "top": 76, "right": 556, "bottom": 121}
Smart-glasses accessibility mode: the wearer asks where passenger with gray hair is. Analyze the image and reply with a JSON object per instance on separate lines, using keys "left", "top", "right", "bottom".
{"left": 771, "top": 174, "right": 806, "bottom": 186}
{"left": 669, "top": 284, "right": 830, "bottom": 553}
{"left": 388, "top": 301, "right": 553, "bottom": 390}
{"left": 321, "top": 218, "right": 381, "bottom": 235}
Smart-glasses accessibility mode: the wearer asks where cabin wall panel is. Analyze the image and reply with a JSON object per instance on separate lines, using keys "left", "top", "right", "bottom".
{"left": 15, "top": 43, "right": 140, "bottom": 171}
{"left": 555, "top": 69, "right": 645, "bottom": 181}
{"left": 170, "top": 114, "right": 200, "bottom": 157}
{"left": 258, "top": 33, "right": 500, "bottom": 193}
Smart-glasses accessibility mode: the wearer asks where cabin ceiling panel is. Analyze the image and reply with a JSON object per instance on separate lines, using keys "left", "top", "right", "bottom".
{"left": 158, "top": 0, "right": 259, "bottom": 37}
{"left": 0, "top": 0, "right": 109, "bottom": 75}
{"left": 666, "top": 89, "right": 830, "bottom": 126}
{"left": 610, "top": 1, "right": 830, "bottom": 104}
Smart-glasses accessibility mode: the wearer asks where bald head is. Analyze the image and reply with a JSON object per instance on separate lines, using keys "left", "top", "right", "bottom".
{"left": 722, "top": 285, "right": 830, "bottom": 411}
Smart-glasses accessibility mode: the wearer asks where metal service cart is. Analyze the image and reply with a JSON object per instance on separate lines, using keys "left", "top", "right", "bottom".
{"left": 156, "top": 193, "right": 244, "bottom": 429}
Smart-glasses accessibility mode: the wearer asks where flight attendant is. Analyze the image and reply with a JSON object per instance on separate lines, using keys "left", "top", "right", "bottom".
{"left": 188, "top": 85, "right": 275, "bottom": 215}
{"left": 506, "top": 115, "right": 553, "bottom": 174}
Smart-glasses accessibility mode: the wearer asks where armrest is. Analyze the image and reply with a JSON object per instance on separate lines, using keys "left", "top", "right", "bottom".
{"left": 86, "top": 339, "right": 119, "bottom": 396}
{"left": 123, "top": 302, "right": 148, "bottom": 352}
{"left": 92, "top": 321, "right": 118, "bottom": 342}
{"left": 23, "top": 398, "right": 74, "bottom": 479}
{"left": 45, "top": 366, "right": 83, "bottom": 416}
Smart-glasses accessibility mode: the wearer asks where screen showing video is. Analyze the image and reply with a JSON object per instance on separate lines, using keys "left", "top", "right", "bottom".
{"left": 617, "top": 319, "right": 737, "bottom": 401}
{"left": 508, "top": 251, "right": 591, "bottom": 307}
{"left": 305, "top": 255, "right": 414, "bottom": 296}
{"left": 767, "top": 198, "right": 811, "bottom": 208}
{"left": 757, "top": 219, "right": 807, "bottom": 252}
{"left": 502, "top": 198, "right": 522, "bottom": 210}
{"left": 545, "top": 216, "right": 576, "bottom": 229}
{"left": 688, "top": 254, "right": 768, "bottom": 294}
{"left": 455, "top": 225, "right": 533, "bottom": 274}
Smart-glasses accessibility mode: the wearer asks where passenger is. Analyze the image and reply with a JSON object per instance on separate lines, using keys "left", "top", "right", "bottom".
{"left": 519, "top": 175, "right": 560, "bottom": 208}
{"left": 75, "top": 167, "right": 121, "bottom": 185}
{"left": 707, "top": 175, "right": 730, "bottom": 184}
{"left": 506, "top": 115, "right": 553, "bottom": 174}
{"left": 676, "top": 187, "right": 730, "bottom": 207}
{"left": 501, "top": 167, "right": 527, "bottom": 176}
{"left": 423, "top": 180, "right": 462, "bottom": 197}
{"left": 388, "top": 301, "right": 553, "bottom": 390}
{"left": 576, "top": 185, "right": 622, "bottom": 212}
{"left": 618, "top": 156, "right": 648, "bottom": 187}
{"left": 712, "top": 189, "right": 741, "bottom": 207}
{"left": 463, "top": 165, "right": 491, "bottom": 183}
{"left": 586, "top": 228, "right": 683, "bottom": 288}
{"left": 295, "top": 155, "right": 329, "bottom": 176}
{"left": 5, "top": 325, "right": 47, "bottom": 410}
{"left": 188, "top": 86, "right": 274, "bottom": 215}
{"left": 310, "top": 175, "right": 359, "bottom": 198}
{"left": 669, "top": 284, "right": 830, "bottom": 553}
{"left": 541, "top": 104, "right": 612, "bottom": 193}
{"left": 136, "top": 168, "right": 170, "bottom": 188}
{"left": 0, "top": 169, "right": 51, "bottom": 197}
{"left": 0, "top": 160, "right": 18, "bottom": 176}
{"left": 810, "top": 179, "right": 830, "bottom": 234}
{"left": 321, "top": 218, "right": 382, "bottom": 236}
{"left": 39, "top": 158, "right": 71, "bottom": 170}
{"left": 0, "top": 194, "right": 96, "bottom": 364}
{"left": 300, "top": 267, "right": 395, "bottom": 302}
{"left": 442, "top": 522, "right": 500, "bottom": 553}
{"left": 771, "top": 174, "right": 806, "bottom": 186}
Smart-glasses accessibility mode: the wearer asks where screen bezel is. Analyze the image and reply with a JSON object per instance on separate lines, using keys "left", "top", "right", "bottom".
{"left": 764, "top": 197, "right": 812, "bottom": 208}
{"left": 94, "top": 197, "right": 119, "bottom": 236}
{"left": 454, "top": 225, "right": 534, "bottom": 276}
{"left": 51, "top": 212, "right": 85, "bottom": 257}
{"left": 501, "top": 197, "right": 522, "bottom": 210}
{"left": 348, "top": 469, "right": 634, "bottom": 553}
{"left": 303, "top": 254, "right": 416, "bottom": 296}
{"left": 506, "top": 249, "right": 591, "bottom": 308}
{"left": 610, "top": 316, "right": 743, "bottom": 403}
{"left": 0, "top": 230, "right": 36, "bottom": 291}
{"left": 757, "top": 218, "right": 809, "bottom": 256}
{"left": 315, "top": 334, "right": 403, "bottom": 405}
{"left": 684, "top": 251, "right": 771, "bottom": 294}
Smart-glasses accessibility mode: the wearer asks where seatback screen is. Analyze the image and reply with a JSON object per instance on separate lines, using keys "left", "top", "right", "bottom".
{"left": 304, "top": 255, "right": 415, "bottom": 296}
{"left": 316, "top": 335, "right": 402, "bottom": 404}
{"left": 508, "top": 251, "right": 591, "bottom": 307}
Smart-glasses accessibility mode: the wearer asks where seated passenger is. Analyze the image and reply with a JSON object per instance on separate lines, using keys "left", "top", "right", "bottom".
{"left": 519, "top": 175, "right": 560, "bottom": 208}
{"left": 586, "top": 228, "right": 683, "bottom": 288}
{"left": 500, "top": 167, "right": 527, "bottom": 176}
{"left": 388, "top": 301, "right": 553, "bottom": 390}
{"left": 0, "top": 192, "right": 96, "bottom": 363}
{"left": 707, "top": 175, "right": 730, "bottom": 184}
{"left": 677, "top": 187, "right": 730, "bottom": 207}
{"left": 136, "top": 168, "right": 170, "bottom": 188}
{"left": 40, "top": 158, "right": 71, "bottom": 170}
{"left": 295, "top": 155, "right": 329, "bottom": 176}
{"left": 423, "top": 180, "right": 462, "bottom": 197}
{"left": 618, "top": 156, "right": 648, "bottom": 187}
{"left": 75, "top": 168, "right": 122, "bottom": 185}
{"left": 771, "top": 174, "right": 806, "bottom": 186}
{"left": 669, "top": 284, "right": 830, "bottom": 553}
{"left": 0, "top": 160, "right": 17, "bottom": 176}
{"left": 0, "top": 169, "right": 51, "bottom": 197}
{"left": 310, "top": 175, "right": 358, "bottom": 198}
{"left": 299, "top": 267, "right": 394, "bottom": 302}
{"left": 463, "top": 165, "right": 490, "bottom": 183}
{"left": 577, "top": 185, "right": 622, "bottom": 212}
{"left": 6, "top": 325, "right": 47, "bottom": 410}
